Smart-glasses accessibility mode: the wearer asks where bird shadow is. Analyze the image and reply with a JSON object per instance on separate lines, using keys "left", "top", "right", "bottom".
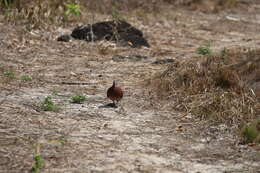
{"left": 99, "top": 103, "right": 118, "bottom": 108}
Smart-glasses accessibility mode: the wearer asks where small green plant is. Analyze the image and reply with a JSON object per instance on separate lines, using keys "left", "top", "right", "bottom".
{"left": 58, "top": 136, "right": 67, "bottom": 145}
{"left": 51, "top": 88, "right": 59, "bottom": 96}
{"left": 2, "top": 0, "right": 13, "bottom": 7}
{"left": 196, "top": 41, "right": 213, "bottom": 55}
{"left": 41, "top": 96, "right": 59, "bottom": 111}
{"left": 111, "top": 5, "right": 126, "bottom": 21}
{"left": 64, "top": 3, "right": 81, "bottom": 17}
{"left": 240, "top": 120, "right": 260, "bottom": 144}
{"left": 32, "top": 154, "right": 44, "bottom": 173}
{"left": 31, "top": 143, "right": 44, "bottom": 173}
{"left": 71, "top": 95, "right": 86, "bottom": 104}
{"left": 3, "top": 69, "right": 16, "bottom": 79}
{"left": 21, "top": 75, "right": 32, "bottom": 81}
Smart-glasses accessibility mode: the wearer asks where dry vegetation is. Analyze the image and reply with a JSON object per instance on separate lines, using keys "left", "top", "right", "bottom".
{"left": 0, "top": 0, "right": 244, "bottom": 29}
{"left": 148, "top": 47, "right": 260, "bottom": 141}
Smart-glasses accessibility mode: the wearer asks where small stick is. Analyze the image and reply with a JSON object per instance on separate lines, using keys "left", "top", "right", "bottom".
{"left": 60, "top": 82, "right": 91, "bottom": 85}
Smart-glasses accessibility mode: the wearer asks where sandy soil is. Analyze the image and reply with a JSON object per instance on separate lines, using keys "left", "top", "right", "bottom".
{"left": 0, "top": 3, "right": 260, "bottom": 173}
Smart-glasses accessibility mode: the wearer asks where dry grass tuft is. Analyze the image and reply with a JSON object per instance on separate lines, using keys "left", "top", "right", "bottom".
{"left": 0, "top": 0, "right": 83, "bottom": 29}
{"left": 148, "top": 48, "right": 260, "bottom": 125}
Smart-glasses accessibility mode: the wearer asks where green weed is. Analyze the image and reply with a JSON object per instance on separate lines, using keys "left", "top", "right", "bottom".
{"left": 31, "top": 143, "right": 44, "bottom": 173}
{"left": 196, "top": 41, "right": 213, "bottom": 55}
{"left": 240, "top": 120, "right": 260, "bottom": 144}
{"left": 41, "top": 96, "right": 59, "bottom": 111}
{"left": 21, "top": 75, "right": 32, "bottom": 81}
{"left": 64, "top": 3, "right": 81, "bottom": 17}
{"left": 31, "top": 155, "right": 44, "bottom": 173}
{"left": 3, "top": 69, "right": 16, "bottom": 79}
{"left": 71, "top": 95, "right": 86, "bottom": 104}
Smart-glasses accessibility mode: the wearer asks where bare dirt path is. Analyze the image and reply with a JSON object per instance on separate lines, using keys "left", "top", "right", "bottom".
{"left": 0, "top": 5, "right": 260, "bottom": 173}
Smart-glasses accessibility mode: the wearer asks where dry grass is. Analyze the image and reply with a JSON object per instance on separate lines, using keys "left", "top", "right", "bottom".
{"left": 0, "top": 0, "right": 252, "bottom": 30}
{"left": 1, "top": 0, "right": 72, "bottom": 29}
{"left": 148, "top": 48, "right": 260, "bottom": 125}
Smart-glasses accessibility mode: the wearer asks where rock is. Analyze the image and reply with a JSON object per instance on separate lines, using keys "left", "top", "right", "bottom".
{"left": 57, "top": 34, "right": 72, "bottom": 42}
{"left": 70, "top": 20, "right": 150, "bottom": 48}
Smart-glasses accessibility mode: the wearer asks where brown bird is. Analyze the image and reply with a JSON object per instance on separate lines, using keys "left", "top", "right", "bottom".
{"left": 107, "top": 80, "right": 123, "bottom": 106}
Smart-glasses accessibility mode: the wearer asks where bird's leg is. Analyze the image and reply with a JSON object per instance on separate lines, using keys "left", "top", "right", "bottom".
{"left": 113, "top": 100, "right": 116, "bottom": 106}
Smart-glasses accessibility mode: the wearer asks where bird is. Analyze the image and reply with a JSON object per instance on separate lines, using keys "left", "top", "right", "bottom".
{"left": 107, "top": 80, "right": 123, "bottom": 106}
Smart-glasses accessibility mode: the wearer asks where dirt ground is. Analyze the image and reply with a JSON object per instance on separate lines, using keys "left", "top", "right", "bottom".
{"left": 0, "top": 2, "right": 260, "bottom": 173}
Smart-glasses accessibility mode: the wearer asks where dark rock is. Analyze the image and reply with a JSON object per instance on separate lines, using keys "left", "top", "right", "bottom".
{"left": 57, "top": 34, "right": 72, "bottom": 42}
{"left": 152, "top": 58, "right": 175, "bottom": 64}
{"left": 70, "top": 20, "right": 150, "bottom": 48}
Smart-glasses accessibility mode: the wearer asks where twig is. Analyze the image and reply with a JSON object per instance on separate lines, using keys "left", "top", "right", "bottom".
{"left": 60, "top": 82, "right": 91, "bottom": 85}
